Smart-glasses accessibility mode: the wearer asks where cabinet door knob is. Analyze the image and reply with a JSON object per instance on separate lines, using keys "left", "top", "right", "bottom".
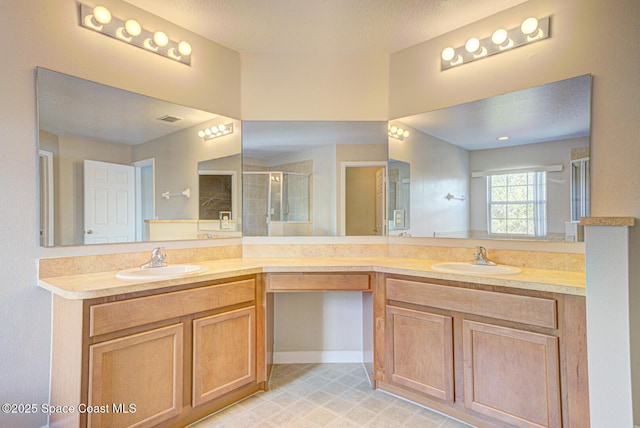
{"left": 85, "top": 229, "right": 94, "bottom": 234}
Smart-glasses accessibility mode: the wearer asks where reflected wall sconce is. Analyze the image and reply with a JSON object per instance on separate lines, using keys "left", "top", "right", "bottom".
{"left": 440, "top": 16, "right": 550, "bottom": 70}
{"left": 198, "top": 123, "right": 234, "bottom": 141}
{"left": 79, "top": 3, "right": 192, "bottom": 65}
{"left": 388, "top": 124, "right": 409, "bottom": 140}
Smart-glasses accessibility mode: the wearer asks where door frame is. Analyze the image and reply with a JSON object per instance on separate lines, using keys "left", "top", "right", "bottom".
{"left": 133, "top": 158, "right": 156, "bottom": 242}
{"left": 340, "top": 161, "right": 387, "bottom": 236}
{"left": 39, "top": 150, "right": 54, "bottom": 246}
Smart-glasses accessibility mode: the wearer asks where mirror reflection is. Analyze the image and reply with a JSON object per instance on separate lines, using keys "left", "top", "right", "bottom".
{"left": 37, "top": 67, "right": 242, "bottom": 247}
{"left": 388, "top": 74, "right": 591, "bottom": 242}
{"left": 242, "top": 121, "right": 388, "bottom": 236}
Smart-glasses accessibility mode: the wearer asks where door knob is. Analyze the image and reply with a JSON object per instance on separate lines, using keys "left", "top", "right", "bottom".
{"left": 85, "top": 229, "right": 94, "bottom": 234}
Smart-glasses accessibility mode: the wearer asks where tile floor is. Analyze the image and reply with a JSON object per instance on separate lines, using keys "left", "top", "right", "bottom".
{"left": 190, "top": 363, "right": 473, "bottom": 427}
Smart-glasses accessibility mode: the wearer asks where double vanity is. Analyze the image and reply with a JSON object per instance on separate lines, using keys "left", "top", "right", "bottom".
{"left": 39, "top": 245, "right": 588, "bottom": 428}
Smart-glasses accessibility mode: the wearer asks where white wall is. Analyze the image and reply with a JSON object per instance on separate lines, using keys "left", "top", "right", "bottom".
{"left": 133, "top": 118, "right": 242, "bottom": 221}
{"left": 469, "top": 137, "right": 589, "bottom": 238}
{"left": 56, "top": 136, "right": 133, "bottom": 245}
{"left": 274, "top": 292, "right": 364, "bottom": 363}
{"left": 0, "top": 1, "right": 240, "bottom": 426}
{"left": 388, "top": 123, "right": 469, "bottom": 238}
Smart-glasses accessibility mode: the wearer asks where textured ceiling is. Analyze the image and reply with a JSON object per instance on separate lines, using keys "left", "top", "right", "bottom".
{"left": 397, "top": 74, "right": 592, "bottom": 151}
{"left": 124, "top": 0, "right": 528, "bottom": 55}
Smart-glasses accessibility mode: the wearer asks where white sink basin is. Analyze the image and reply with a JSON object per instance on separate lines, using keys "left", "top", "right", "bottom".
{"left": 116, "top": 264, "right": 207, "bottom": 280}
{"left": 430, "top": 262, "right": 521, "bottom": 276}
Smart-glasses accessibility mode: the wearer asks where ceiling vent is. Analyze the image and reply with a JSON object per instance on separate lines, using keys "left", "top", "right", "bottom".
{"left": 157, "top": 114, "right": 183, "bottom": 123}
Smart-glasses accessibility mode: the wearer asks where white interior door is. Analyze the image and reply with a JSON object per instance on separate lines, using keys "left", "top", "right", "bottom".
{"left": 84, "top": 160, "right": 135, "bottom": 244}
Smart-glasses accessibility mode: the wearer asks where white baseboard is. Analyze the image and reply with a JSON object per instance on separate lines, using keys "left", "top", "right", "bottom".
{"left": 273, "top": 351, "right": 363, "bottom": 364}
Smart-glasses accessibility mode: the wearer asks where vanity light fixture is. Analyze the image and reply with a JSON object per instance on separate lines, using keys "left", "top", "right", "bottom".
{"left": 79, "top": 3, "right": 192, "bottom": 65}
{"left": 388, "top": 124, "right": 410, "bottom": 140}
{"left": 198, "top": 123, "right": 234, "bottom": 141}
{"left": 440, "top": 16, "right": 550, "bottom": 70}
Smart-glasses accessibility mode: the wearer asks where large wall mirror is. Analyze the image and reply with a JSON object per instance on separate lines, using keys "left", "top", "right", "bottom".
{"left": 37, "top": 67, "right": 242, "bottom": 247}
{"left": 242, "top": 121, "right": 388, "bottom": 236}
{"left": 388, "top": 74, "right": 591, "bottom": 242}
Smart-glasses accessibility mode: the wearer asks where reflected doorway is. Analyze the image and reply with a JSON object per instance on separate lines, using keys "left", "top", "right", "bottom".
{"left": 342, "top": 162, "right": 387, "bottom": 236}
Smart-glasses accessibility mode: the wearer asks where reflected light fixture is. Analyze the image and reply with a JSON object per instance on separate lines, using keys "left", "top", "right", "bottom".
{"left": 198, "top": 123, "right": 234, "bottom": 141}
{"left": 388, "top": 124, "right": 409, "bottom": 140}
{"left": 79, "top": 4, "right": 192, "bottom": 65}
{"left": 441, "top": 16, "right": 550, "bottom": 70}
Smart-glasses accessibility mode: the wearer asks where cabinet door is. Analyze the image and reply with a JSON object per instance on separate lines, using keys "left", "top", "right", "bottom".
{"left": 193, "top": 306, "right": 256, "bottom": 406}
{"left": 463, "top": 320, "right": 561, "bottom": 428}
{"left": 88, "top": 324, "right": 183, "bottom": 428}
{"left": 386, "top": 306, "right": 454, "bottom": 401}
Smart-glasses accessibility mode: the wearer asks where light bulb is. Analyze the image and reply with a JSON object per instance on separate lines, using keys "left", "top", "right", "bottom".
{"left": 465, "top": 37, "right": 480, "bottom": 53}
{"left": 93, "top": 6, "right": 112, "bottom": 25}
{"left": 124, "top": 19, "right": 142, "bottom": 37}
{"left": 198, "top": 130, "right": 205, "bottom": 138}
{"left": 178, "top": 41, "right": 192, "bottom": 56}
{"left": 218, "top": 124, "right": 227, "bottom": 132}
{"left": 390, "top": 126, "right": 398, "bottom": 134}
{"left": 153, "top": 31, "right": 169, "bottom": 47}
{"left": 403, "top": 130, "right": 410, "bottom": 138}
{"left": 204, "top": 128, "right": 212, "bottom": 136}
{"left": 521, "top": 17, "right": 539, "bottom": 36}
{"left": 492, "top": 28, "right": 508, "bottom": 46}
{"left": 441, "top": 47, "right": 456, "bottom": 62}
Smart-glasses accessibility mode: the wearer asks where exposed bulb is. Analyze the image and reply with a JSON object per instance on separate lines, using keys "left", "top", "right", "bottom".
{"left": 124, "top": 19, "right": 142, "bottom": 37}
{"left": 465, "top": 37, "right": 480, "bottom": 53}
{"left": 178, "top": 41, "right": 192, "bottom": 56}
{"left": 492, "top": 28, "right": 508, "bottom": 46}
{"left": 153, "top": 31, "right": 169, "bottom": 47}
{"left": 521, "top": 17, "right": 542, "bottom": 39}
{"left": 93, "top": 6, "right": 112, "bottom": 25}
{"left": 441, "top": 47, "right": 456, "bottom": 62}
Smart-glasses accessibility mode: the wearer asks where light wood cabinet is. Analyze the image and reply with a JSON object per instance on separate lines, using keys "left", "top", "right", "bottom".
{"left": 50, "top": 276, "right": 263, "bottom": 428}
{"left": 379, "top": 276, "right": 589, "bottom": 428}
{"left": 462, "top": 320, "right": 561, "bottom": 428}
{"left": 386, "top": 306, "right": 454, "bottom": 401}
{"left": 266, "top": 273, "right": 371, "bottom": 292}
{"left": 193, "top": 307, "right": 256, "bottom": 406}
{"left": 87, "top": 324, "right": 183, "bottom": 428}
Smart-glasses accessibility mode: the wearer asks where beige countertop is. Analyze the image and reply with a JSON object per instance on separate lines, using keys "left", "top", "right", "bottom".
{"left": 38, "top": 257, "right": 586, "bottom": 300}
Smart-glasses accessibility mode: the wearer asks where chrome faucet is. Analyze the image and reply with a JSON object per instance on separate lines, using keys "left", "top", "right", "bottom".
{"left": 141, "top": 247, "right": 167, "bottom": 269}
{"left": 471, "top": 246, "right": 496, "bottom": 266}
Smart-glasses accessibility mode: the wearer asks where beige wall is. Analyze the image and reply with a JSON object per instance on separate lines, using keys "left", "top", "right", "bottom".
{"left": 4, "top": 0, "right": 640, "bottom": 425}
{"left": 1, "top": 0, "right": 240, "bottom": 425}
{"left": 389, "top": 0, "right": 640, "bottom": 219}
{"left": 241, "top": 54, "right": 389, "bottom": 120}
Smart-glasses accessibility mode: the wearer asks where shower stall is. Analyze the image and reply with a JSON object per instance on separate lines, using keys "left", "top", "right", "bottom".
{"left": 243, "top": 171, "right": 311, "bottom": 236}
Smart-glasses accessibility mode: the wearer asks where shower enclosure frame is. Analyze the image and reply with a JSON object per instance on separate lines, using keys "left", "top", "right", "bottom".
{"left": 243, "top": 171, "right": 312, "bottom": 236}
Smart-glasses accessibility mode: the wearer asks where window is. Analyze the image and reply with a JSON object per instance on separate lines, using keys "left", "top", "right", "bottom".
{"left": 488, "top": 172, "right": 547, "bottom": 237}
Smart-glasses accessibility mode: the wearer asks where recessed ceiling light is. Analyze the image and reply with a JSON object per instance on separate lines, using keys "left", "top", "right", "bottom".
{"left": 497, "top": 136, "right": 510, "bottom": 141}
